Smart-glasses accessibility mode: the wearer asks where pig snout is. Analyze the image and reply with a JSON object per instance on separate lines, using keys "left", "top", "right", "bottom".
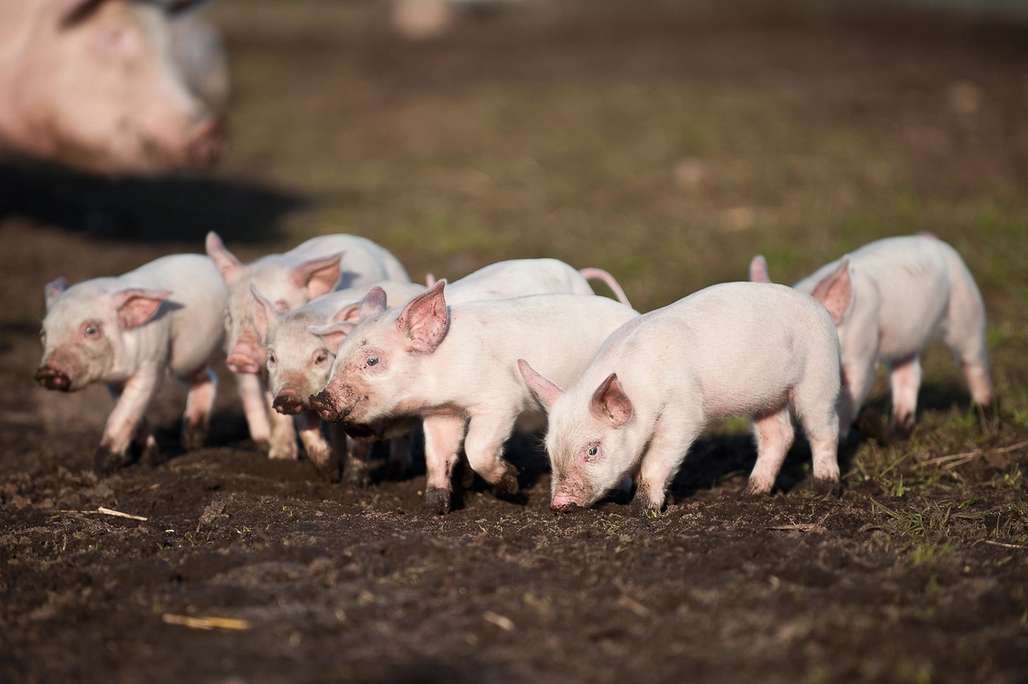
{"left": 550, "top": 492, "right": 581, "bottom": 513}
{"left": 272, "top": 390, "right": 305, "bottom": 416}
{"left": 34, "top": 365, "right": 72, "bottom": 392}
{"left": 185, "top": 117, "right": 225, "bottom": 166}
{"left": 309, "top": 389, "right": 346, "bottom": 422}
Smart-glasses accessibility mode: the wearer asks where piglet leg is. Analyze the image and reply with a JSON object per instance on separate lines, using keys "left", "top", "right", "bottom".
{"left": 266, "top": 390, "right": 299, "bottom": 460}
{"left": 236, "top": 372, "right": 271, "bottom": 448}
{"left": 422, "top": 413, "right": 467, "bottom": 514}
{"left": 95, "top": 365, "right": 162, "bottom": 474}
{"left": 463, "top": 411, "right": 520, "bottom": 498}
{"left": 746, "top": 407, "right": 795, "bottom": 496}
{"left": 182, "top": 367, "right": 217, "bottom": 451}
{"left": 634, "top": 410, "right": 703, "bottom": 513}
{"left": 888, "top": 355, "right": 921, "bottom": 437}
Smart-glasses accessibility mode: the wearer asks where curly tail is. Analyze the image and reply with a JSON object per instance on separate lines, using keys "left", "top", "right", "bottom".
{"left": 579, "top": 267, "right": 632, "bottom": 308}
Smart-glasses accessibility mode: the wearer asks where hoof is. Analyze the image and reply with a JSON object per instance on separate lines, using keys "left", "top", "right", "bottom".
{"left": 310, "top": 454, "right": 343, "bottom": 484}
{"left": 491, "top": 465, "right": 521, "bottom": 499}
{"left": 180, "top": 421, "right": 208, "bottom": 452}
{"left": 424, "top": 487, "right": 452, "bottom": 515}
{"left": 742, "top": 481, "right": 772, "bottom": 499}
{"left": 629, "top": 493, "right": 663, "bottom": 517}
{"left": 93, "top": 446, "right": 129, "bottom": 475}
{"left": 810, "top": 477, "right": 842, "bottom": 497}
{"left": 138, "top": 437, "right": 164, "bottom": 468}
{"left": 268, "top": 443, "right": 299, "bottom": 461}
{"left": 343, "top": 460, "right": 373, "bottom": 488}
{"left": 887, "top": 414, "right": 915, "bottom": 442}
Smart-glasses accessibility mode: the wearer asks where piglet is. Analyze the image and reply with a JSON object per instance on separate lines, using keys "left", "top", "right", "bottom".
{"left": 749, "top": 234, "right": 992, "bottom": 435}
{"left": 204, "top": 231, "right": 410, "bottom": 460}
{"left": 520, "top": 282, "right": 842, "bottom": 512}
{"left": 36, "top": 254, "right": 227, "bottom": 473}
{"left": 253, "top": 281, "right": 427, "bottom": 482}
{"left": 309, "top": 283, "right": 638, "bottom": 513}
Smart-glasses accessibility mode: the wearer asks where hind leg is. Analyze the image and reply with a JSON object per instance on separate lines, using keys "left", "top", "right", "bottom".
{"left": 746, "top": 407, "right": 795, "bottom": 496}
{"left": 182, "top": 368, "right": 218, "bottom": 451}
{"left": 888, "top": 355, "right": 921, "bottom": 436}
{"left": 943, "top": 264, "right": 993, "bottom": 406}
{"left": 793, "top": 381, "right": 841, "bottom": 491}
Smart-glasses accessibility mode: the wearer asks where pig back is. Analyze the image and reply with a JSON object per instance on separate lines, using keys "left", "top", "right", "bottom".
{"left": 123, "top": 254, "right": 227, "bottom": 378}
{"left": 287, "top": 235, "right": 411, "bottom": 289}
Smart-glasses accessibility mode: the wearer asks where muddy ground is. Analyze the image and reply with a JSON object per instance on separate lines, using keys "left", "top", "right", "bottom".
{"left": 1, "top": 2, "right": 1026, "bottom": 683}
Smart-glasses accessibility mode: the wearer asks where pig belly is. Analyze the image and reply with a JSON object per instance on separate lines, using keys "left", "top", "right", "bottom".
{"left": 874, "top": 279, "right": 949, "bottom": 363}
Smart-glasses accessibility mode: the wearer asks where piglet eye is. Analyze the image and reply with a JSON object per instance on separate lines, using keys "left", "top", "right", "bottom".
{"left": 313, "top": 351, "right": 328, "bottom": 365}
{"left": 267, "top": 351, "right": 277, "bottom": 366}
{"left": 366, "top": 356, "right": 379, "bottom": 367}
{"left": 587, "top": 446, "right": 599, "bottom": 457}
{"left": 81, "top": 321, "right": 101, "bottom": 339}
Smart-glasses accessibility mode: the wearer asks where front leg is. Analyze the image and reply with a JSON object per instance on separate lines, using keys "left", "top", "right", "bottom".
{"left": 266, "top": 390, "right": 298, "bottom": 460}
{"left": 422, "top": 414, "right": 467, "bottom": 514}
{"left": 96, "top": 366, "right": 163, "bottom": 473}
{"left": 463, "top": 410, "right": 520, "bottom": 498}
{"left": 236, "top": 372, "right": 271, "bottom": 447}
{"left": 182, "top": 367, "right": 218, "bottom": 451}
{"left": 633, "top": 410, "right": 702, "bottom": 514}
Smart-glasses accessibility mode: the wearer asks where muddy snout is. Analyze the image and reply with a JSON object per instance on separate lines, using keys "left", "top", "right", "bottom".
{"left": 272, "top": 390, "right": 305, "bottom": 416}
{"left": 34, "top": 365, "right": 71, "bottom": 392}
{"left": 309, "top": 389, "right": 345, "bottom": 422}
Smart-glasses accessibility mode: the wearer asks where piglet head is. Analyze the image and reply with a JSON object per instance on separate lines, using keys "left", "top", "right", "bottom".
{"left": 520, "top": 360, "right": 639, "bottom": 511}
{"left": 310, "top": 282, "right": 448, "bottom": 426}
{"left": 37, "top": 279, "right": 170, "bottom": 391}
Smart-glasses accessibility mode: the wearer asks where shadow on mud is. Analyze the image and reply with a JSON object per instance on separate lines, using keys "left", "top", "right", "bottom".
{"left": 0, "top": 157, "right": 306, "bottom": 244}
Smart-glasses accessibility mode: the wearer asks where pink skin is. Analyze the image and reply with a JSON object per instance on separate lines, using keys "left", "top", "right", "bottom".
{"left": 205, "top": 231, "right": 411, "bottom": 461}
{"left": 520, "top": 282, "right": 842, "bottom": 512}
{"left": 36, "top": 254, "right": 227, "bottom": 466}
{"left": 311, "top": 284, "right": 638, "bottom": 514}
{"left": 749, "top": 234, "right": 993, "bottom": 433}
{"left": 0, "top": 0, "right": 226, "bottom": 173}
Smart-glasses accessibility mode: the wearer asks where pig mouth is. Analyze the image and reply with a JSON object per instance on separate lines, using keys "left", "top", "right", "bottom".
{"left": 308, "top": 389, "right": 356, "bottom": 423}
{"left": 34, "top": 366, "right": 74, "bottom": 393}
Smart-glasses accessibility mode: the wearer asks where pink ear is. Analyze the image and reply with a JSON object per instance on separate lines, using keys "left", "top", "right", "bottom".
{"left": 395, "top": 281, "right": 449, "bottom": 354}
{"left": 749, "top": 255, "right": 771, "bottom": 283}
{"left": 113, "top": 289, "right": 170, "bottom": 329}
{"left": 517, "top": 359, "right": 564, "bottom": 410}
{"left": 811, "top": 259, "right": 853, "bottom": 325}
{"left": 590, "top": 373, "right": 633, "bottom": 428}
{"left": 308, "top": 322, "right": 355, "bottom": 352}
{"left": 249, "top": 285, "right": 278, "bottom": 342}
{"left": 291, "top": 253, "right": 343, "bottom": 299}
{"left": 205, "top": 232, "right": 243, "bottom": 282}
{"left": 332, "top": 303, "right": 362, "bottom": 323}
{"left": 44, "top": 277, "right": 68, "bottom": 310}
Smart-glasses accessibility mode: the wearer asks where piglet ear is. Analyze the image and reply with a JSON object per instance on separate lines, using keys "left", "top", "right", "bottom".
{"left": 748, "top": 255, "right": 771, "bottom": 283}
{"left": 113, "top": 288, "right": 171, "bottom": 329}
{"left": 308, "top": 321, "right": 355, "bottom": 353}
{"left": 249, "top": 285, "right": 279, "bottom": 342}
{"left": 811, "top": 258, "right": 853, "bottom": 325}
{"left": 205, "top": 231, "right": 243, "bottom": 282}
{"left": 395, "top": 280, "right": 449, "bottom": 354}
{"left": 291, "top": 253, "right": 343, "bottom": 299}
{"left": 517, "top": 359, "right": 564, "bottom": 411}
{"left": 44, "top": 277, "right": 68, "bottom": 311}
{"left": 590, "top": 373, "right": 634, "bottom": 428}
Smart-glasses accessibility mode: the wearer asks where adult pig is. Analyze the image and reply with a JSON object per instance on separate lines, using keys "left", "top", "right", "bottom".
{"left": 205, "top": 231, "right": 410, "bottom": 460}
{"left": 520, "top": 282, "right": 843, "bottom": 512}
{"left": 748, "top": 234, "right": 992, "bottom": 435}
{"left": 0, "top": 0, "right": 227, "bottom": 173}
{"left": 36, "top": 254, "right": 227, "bottom": 472}
{"left": 309, "top": 283, "right": 638, "bottom": 513}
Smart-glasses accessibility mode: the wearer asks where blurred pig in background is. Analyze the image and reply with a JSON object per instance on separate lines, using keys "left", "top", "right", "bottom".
{"left": 0, "top": 0, "right": 228, "bottom": 174}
